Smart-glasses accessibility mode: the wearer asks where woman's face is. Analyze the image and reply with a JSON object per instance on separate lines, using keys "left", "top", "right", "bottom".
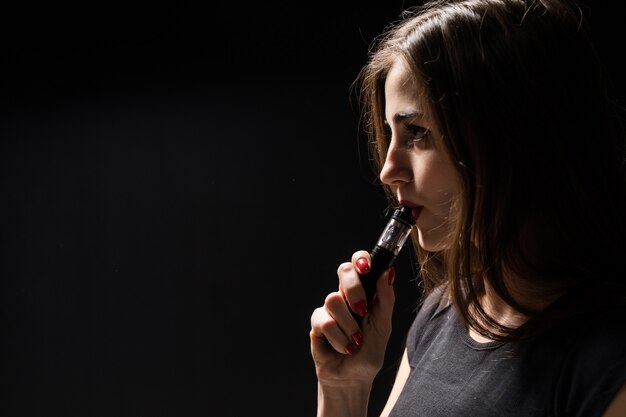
{"left": 380, "top": 58, "right": 459, "bottom": 252}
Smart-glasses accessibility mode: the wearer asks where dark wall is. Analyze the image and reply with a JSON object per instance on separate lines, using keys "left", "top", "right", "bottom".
{"left": 1, "top": 3, "right": 623, "bottom": 416}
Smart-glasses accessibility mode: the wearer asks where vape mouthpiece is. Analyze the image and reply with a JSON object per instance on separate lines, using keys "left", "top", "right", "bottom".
{"left": 394, "top": 205, "right": 416, "bottom": 227}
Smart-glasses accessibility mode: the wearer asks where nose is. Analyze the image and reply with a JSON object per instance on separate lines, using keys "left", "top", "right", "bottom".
{"left": 379, "top": 140, "right": 413, "bottom": 186}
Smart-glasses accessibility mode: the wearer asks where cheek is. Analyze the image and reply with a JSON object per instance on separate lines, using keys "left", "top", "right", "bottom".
{"left": 434, "top": 175, "right": 459, "bottom": 218}
{"left": 413, "top": 156, "right": 458, "bottom": 203}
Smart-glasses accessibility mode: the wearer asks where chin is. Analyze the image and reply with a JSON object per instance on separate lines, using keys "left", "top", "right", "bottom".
{"left": 417, "top": 230, "right": 450, "bottom": 252}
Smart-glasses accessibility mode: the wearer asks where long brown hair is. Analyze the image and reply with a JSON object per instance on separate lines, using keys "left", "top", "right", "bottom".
{"left": 354, "top": 0, "right": 626, "bottom": 341}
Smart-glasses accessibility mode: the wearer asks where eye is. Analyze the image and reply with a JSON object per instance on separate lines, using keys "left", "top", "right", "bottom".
{"left": 405, "top": 124, "right": 430, "bottom": 143}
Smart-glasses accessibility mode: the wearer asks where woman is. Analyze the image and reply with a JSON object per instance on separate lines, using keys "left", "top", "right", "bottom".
{"left": 310, "top": 0, "right": 626, "bottom": 416}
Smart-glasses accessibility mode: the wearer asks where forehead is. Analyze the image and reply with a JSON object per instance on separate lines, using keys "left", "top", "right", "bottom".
{"left": 384, "top": 58, "right": 428, "bottom": 118}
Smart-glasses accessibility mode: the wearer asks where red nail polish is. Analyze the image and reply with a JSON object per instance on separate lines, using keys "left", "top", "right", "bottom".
{"left": 354, "top": 300, "right": 368, "bottom": 317}
{"left": 356, "top": 257, "right": 370, "bottom": 274}
{"left": 344, "top": 343, "right": 355, "bottom": 355}
{"left": 388, "top": 267, "right": 396, "bottom": 286}
{"left": 351, "top": 331, "right": 363, "bottom": 346}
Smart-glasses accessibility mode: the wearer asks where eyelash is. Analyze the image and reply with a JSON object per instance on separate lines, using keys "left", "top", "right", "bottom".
{"left": 405, "top": 124, "right": 429, "bottom": 142}
{"left": 382, "top": 123, "right": 430, "bottom": 149}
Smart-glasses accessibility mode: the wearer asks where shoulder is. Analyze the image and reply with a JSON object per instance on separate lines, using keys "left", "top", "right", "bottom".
{"left": 413, "top": 284, "right": 450, "bottom": 323}
{"left": 570, "top": 311, "right": 626, "bottom": 362}
{"left": 405, "top": 284, "right": 453, "bottom": 352}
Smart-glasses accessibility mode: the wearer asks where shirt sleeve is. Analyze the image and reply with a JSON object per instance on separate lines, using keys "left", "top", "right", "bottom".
{"left": 554, "top": 316, "right": 626, "bottom": 417}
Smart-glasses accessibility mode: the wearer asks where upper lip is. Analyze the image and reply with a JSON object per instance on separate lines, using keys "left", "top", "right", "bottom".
{"left": 399, "top": 199, "right": 419, "bottom": 209}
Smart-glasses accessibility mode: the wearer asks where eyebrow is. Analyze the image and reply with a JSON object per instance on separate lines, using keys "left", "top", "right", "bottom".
{"left": 384, "top": 110, "right": 424, "bottom": 125}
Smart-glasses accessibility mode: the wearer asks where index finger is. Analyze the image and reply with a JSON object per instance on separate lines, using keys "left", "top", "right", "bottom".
{"left": 351, "top": 250, "right": 372, "bottom": 275}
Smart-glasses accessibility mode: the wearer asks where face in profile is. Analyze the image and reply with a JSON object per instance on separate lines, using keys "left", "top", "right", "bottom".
{"left": 380, "top": 58, "right": 459, "bottom": 252}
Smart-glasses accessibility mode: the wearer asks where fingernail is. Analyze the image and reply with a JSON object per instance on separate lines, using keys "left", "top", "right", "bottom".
{"left": 351, "top": 331, "right": 363, "bottom": 346}
{"left": 388, "top": 267, "right": 396, "bottom": 286}
{"left": 344, "top": 343, "right": 356, "bottom": 355}
{"left": 356, "top": 257, "right": 370, "bottom": 274}
{"left": 354, "top": 300, "right": 368, "bottom": 317}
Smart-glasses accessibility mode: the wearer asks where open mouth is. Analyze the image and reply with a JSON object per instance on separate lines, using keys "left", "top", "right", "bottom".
{"left": 399, "top": 200, "right": 423, "bottom": 221}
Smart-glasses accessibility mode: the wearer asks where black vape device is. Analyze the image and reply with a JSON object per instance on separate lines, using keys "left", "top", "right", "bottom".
{"left": 360, "top": 205, "right": 416, "bottom": 306}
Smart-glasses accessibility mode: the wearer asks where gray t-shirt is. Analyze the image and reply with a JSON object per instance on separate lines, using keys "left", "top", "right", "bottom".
{"left": 389, "top": 287, "right": 626, "bottom": 417}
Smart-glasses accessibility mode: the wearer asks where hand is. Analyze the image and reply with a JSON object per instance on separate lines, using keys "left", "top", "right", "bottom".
{"left": 310, "top": 250, "right": 396, "bottom": 387}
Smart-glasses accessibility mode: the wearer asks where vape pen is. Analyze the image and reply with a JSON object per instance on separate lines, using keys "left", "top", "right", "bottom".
{"left": 360, "top": 205, "right": 416, "bottom": 307}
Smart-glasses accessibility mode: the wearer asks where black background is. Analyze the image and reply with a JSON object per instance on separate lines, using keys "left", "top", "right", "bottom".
{"left": 1, "top": 2, "right": 623, "bottom": 416}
